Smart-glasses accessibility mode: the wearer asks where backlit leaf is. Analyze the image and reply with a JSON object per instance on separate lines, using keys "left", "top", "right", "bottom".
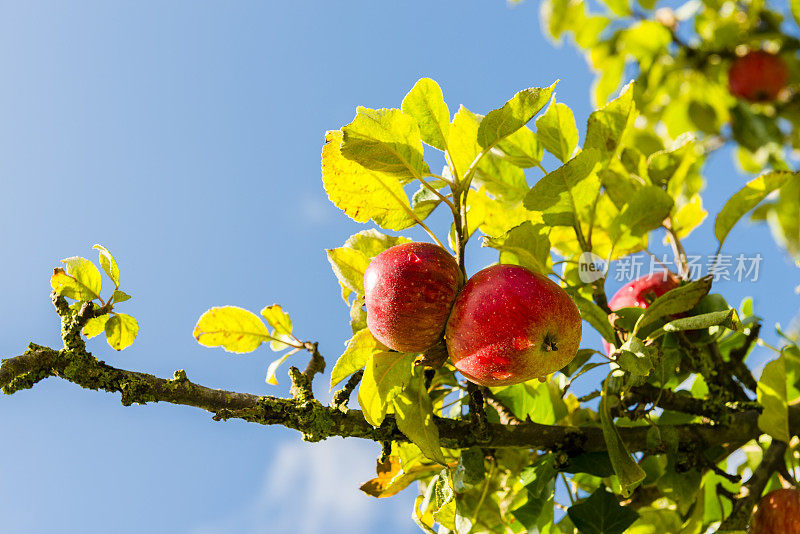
{"left": 477, "top": 82, "right": 557, "bottom": 148}
{"left": 358, "top": 352, "right": 415, "bottom": 427}
{"left": 93, "top": 244, "right": 120, "bottom": 288}
{"left": 341, "top": 107, "right": 429, "bottom": 182}
{"left": 193, "top": 306, "right": 271, "bottom": 353}
{"left": 83, "top": 314, "right": 110, "bottom": 339}
{"left": 260, "top": 304, "right": 296, "bottom": 351}
{"left": 757, "top": 353, "right": 791, "bottom": 443}
{"left": 401, "top": 78, "right": 450, "bottom": 151}
{"left": 610, "top": 185, "right": 674, "bottom": 242}
{"left": 51, "top": 257, "right": 103, "bottom": 301}
{"left": 330, "top": 328, "right": 386, "bottom": 389}
{"left": 326, "top": 246, "right": 370, "bottom": 296}
{"left": 322, "top": 130, "right": 417, "bottom": 231}
{"left": 585, "top": 82, "right": 636, "bottom": 161}
{"left": 105, "top": 313, "right": 138, "bottom": 351}
{"left": 536, "top": 100, "right": 579, "bottom": 162}
{"left": 715, "top": 171, "right": 796, "bottom": 250}
{"left": 524, "top": 148, "right": 600, "bottom": 211}
{"left": 392, "top": 366, "right": 446, "bottom": 464}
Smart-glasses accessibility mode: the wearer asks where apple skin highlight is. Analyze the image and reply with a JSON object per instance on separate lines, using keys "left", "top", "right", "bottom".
{"left": 364, "top": 242, "right": 462, "bottom": 353}
{"left": 445, "top": 264, "right": 582, "bottom": 387}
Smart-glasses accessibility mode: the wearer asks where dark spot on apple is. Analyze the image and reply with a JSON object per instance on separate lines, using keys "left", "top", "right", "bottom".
{"left": 542, "top": 333, "right": 558, "bottom": 352}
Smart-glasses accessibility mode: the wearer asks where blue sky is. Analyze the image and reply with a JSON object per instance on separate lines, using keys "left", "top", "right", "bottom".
{"left": 1, "top": 2, "right": 798, "bottom": 533}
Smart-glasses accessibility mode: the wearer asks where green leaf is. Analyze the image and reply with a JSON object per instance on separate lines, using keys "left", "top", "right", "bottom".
{"left": 585, "top": 82, "right": 636, "bottom": 161}
{"left": 611, "top": 185, "right": 674, "bottom": 242}
{"left": 757, "top": 353, "right": 791, "bottom": 443}
{"left": 649, "top": 309, "right": 741, "bottom": 339}
{"left": 349, "top": 295, "right": 367, "bottom": 334}
{"left": 494, "top": 125, "right": 544, "bottom": 168}
{"left": 562, "top": 451, "right": 615, "bottom": 478}
{"left": 601, "top": 0, "right": 631, "bottom": 17}
{"left": 540, "top": 0, "right": 585, "bottom": 42}
{"left": 340, "top": 107, "right": 429, "bottom": 182}
{"left": 484, "top": 222, "right": 551, "bottom": 274}
{"left": 715, "top": 171, "right": 796, "bottom": 250}
{"left": 93, "top": 244, "right": 120, "bottom": 288}
{"left": 600, "top": 382, "right": 646, "bottom": 496}
{"left": 260, "top": 304, "right": 295, "bottom": 351}
{"left": 51, "top": 257, "right": 103, "bottom": 301}
{"left": 477, "top": 82, "right": 557, "bottom": 148}
{"left": 105, "top": 313, "right": 138, "bottom": 351}
{"left": 672, "top": 195, "right": 707, "bottom": 239}
{"left": 330, "top": 329, "right": 386, "bottom": 389}
{"left": 616, "top": 337, "right": 655, "bottom": 376}
{"left": 447, "top": 105, "right": 480, "bottom": 181}
{"left": 401, "top": 78, "right": 450, "bottom": 151}
{"left": 731, "top": 103, "right": 783, "bottom": 153}
{"left": 619, "top": 20, "right": 671, "bottom": 61}
{"left": 193, "top": 306, "right": 272, "bottom": 353}
{"left": 568, "top": 486, "right": 639, "bottom": 534}
{"left": 791, "top": 0, "right": 800, "bottom": 29}
{"left": 453, "top": 447, "right": 485, "bottom": 492}
{"left": 524, "top": 148, "right": 600, "bottom": 211}
{"left": 572, "top": 294, "right": 615, "bottom": 344}
{"left": 536, "top": 100, "right": 579, "bottom": 162}
{"left": 111, "top": 290, "right": 131, "bottom": 303}
{"left": 321, "top": 130, "right": 418, "bottom": 231}
{"left": 657, "top": 466, "right": 701, "bottom": 515}
{"left": 392, "top": 366, "right": 446, "bottom": 464}
{"left": 493, "top": 380, "right": 567, "bottom": 425}
{"left": 83, "top": 314, "right": 110, "bottom": 339}
{"left": 513, "top": 454, "right": 557, "bottom": 529}
{"left": 472, "top": 152, "right": 529, "bottom": 202}
{"left": 326, "top": 246, "right": 370, "bottom": 296}
{"left": 358, "top": 352, "right": 415, "bottom": 427}
{"left": 633, "top": 276, "right": 713, "bottom": 335}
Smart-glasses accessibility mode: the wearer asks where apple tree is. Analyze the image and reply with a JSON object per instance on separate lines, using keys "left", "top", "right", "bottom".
{"left": 3, "top": 1, "right": 800, "bottom": 533}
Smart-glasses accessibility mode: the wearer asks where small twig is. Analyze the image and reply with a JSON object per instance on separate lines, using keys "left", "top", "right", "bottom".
{"left": 331, "top": 370, "right": 363, "bottom": 412}
{"left": 302, "top": 342, "right": 325, "bottom": 382}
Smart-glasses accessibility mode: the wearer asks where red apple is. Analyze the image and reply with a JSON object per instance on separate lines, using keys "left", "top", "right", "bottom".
{"left": 445, "top": 264, "right": 582, "bottom": 387}
{"left": 364, "top": 242, "right": 461, "bottom": 353}
{"left": 729, "top": 51, "right": 789, "bottom": 102}
{"left": 751, "top": 487, "right": 800, "bottom": 534}
{"left": 603, "top": 273, "right": 679, "bottom": 354}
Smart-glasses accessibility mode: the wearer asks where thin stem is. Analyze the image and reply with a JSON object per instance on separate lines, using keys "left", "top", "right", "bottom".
{"left": 663, "top": 219, "right": 689, "bottom": 278}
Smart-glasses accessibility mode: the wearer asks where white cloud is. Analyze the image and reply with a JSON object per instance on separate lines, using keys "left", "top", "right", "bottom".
{"left": 191, "top": 438, "right": 413, "bottom": 534}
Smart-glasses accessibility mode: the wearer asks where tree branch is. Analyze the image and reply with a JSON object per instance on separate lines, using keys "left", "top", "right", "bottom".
{"left": 2, "top": 346, "right": 799, "bottom": 453}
